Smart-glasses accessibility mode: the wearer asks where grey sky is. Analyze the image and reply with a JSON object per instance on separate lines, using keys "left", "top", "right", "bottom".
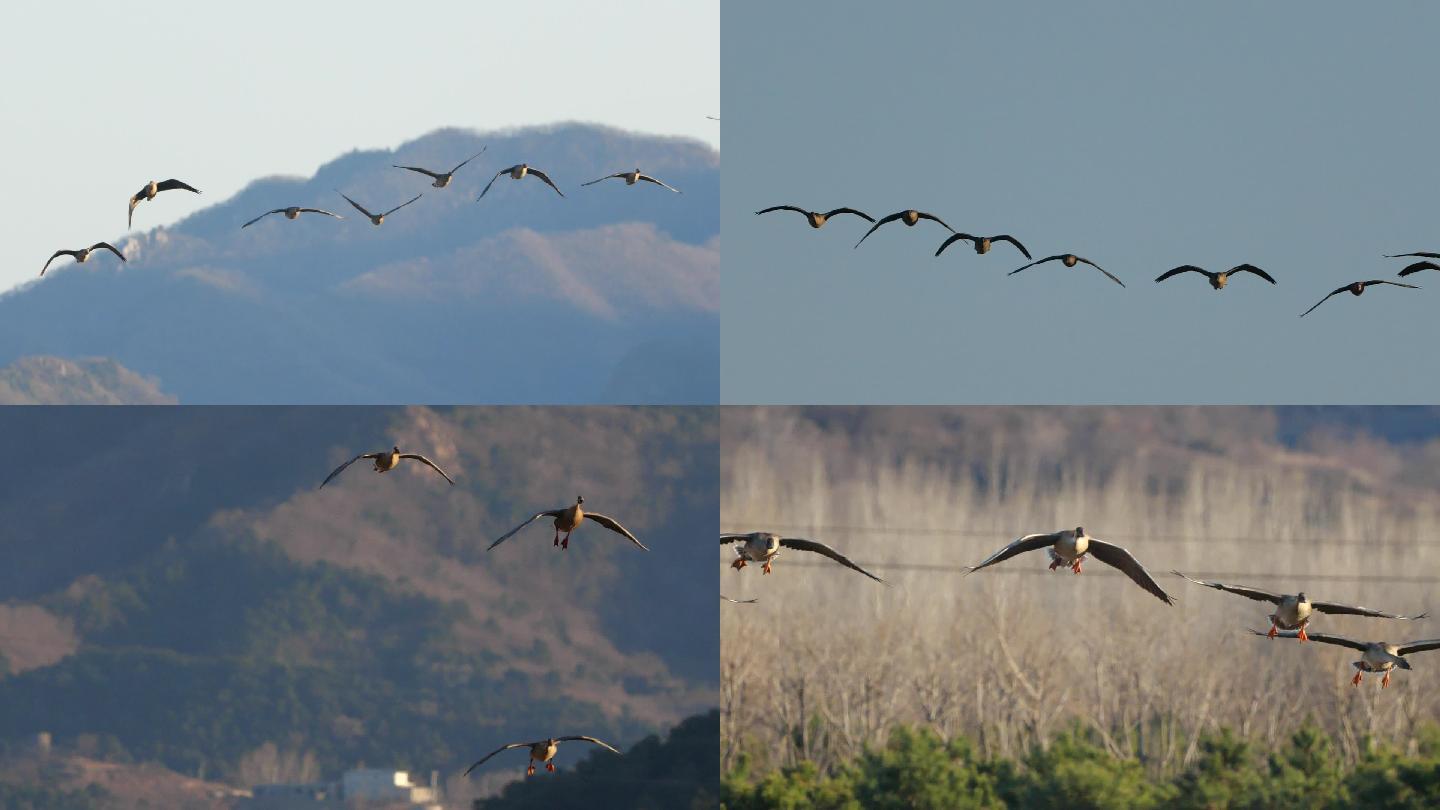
{"left": 722, "top": 1, "right": 1440, "bottom": 404}
{"left": 2, "top": 0, "right": 717, "bottom": 294}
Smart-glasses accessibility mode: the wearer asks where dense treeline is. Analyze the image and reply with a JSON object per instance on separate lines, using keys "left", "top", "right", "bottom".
{"left": 721, "top": 723, "right": 1440, "bottom": 809}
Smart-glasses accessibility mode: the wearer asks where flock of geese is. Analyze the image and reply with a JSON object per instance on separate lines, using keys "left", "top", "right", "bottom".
{"left": 40, "top": 147, "right": 684, "bottom": 277}
{"left": 723, "top": 526, "right": 1434, "bottom": 687}
{"left": 755, "top": 204, "right": 1436, "bottom": 317}
{"left": 316, "top": 443, "right": 642, "bottom": 778}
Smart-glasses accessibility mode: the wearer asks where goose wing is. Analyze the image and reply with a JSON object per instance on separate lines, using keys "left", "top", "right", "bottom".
{"left": 779, "top": 537, "right": 886, "bottom": 583}
{"left": 1007, "top": 255, "right": 1065, "bottom": 276}
{"left": 296, "top": 208, "right": 343, "bottom": 219}
{"left": 1229, "top": 263, "right": 1276, "bottom": 284}
{"left": 721, "top": 595, "right": 758, "bottom": 604}
{"left": 1085, "top": 538, "right": 1173, "bottom": 604}
{"left": 398, "top": 453, "right": 455, "bottom": 485}
{"left": 1155, "top": 265, "right": 1210, "bottom": 283}
{"left": 755, "top": 205, "right": 809, "bottom": 217}
{"left": 1310, "top": 599, "right": 1426, "bottom": 620}
{"left": 463, "top": 742, "right": 534, "bottom": 776}
{"left": 1170, "top": 571, "right": 1281, "bottom": 603}
{"left": 853, "top": 211, "right": 905, "bottom": 248}
{"left": 448, "top": 147, "right": 486, "bottom": 174}
{"left": 1250, "top": 628, "right": 1368, "bottom": 651}
{"left": 583, "top": 512, "right": 649, "bottom": 550}
{"left": 155, "top": 179, "right": 200, "bottom": 194}
{"left": 1363, "top": 279, "right": 1419, "bottom": 290}
{"left": 394, "top": 165, "right": 444, "bottom": 180}
{"left": 821, "top": 207, "right": 874, "bottom": 222}
{"left": 381, "top": 194, "right": 423, "bottom": 217}
{"left": 318, "top": 452, "right": 381, "bottom": 489}
{"left": 965, "top": 532, "right": 1061, "bottom": 573}
{"left": 637, "top": 174, "right": 681, "bottom": 192}
{"left": 241, "top": 209, "right": 285, "bottom": 229}
{"left": 1385, "top": 252, "right": 1440, "bottom": 259}
{"left": 338, "top": 192, "right": 375, "bottom": 220}
{"left": 477, "top": 168, "right": 509, "bottom": 200}
{"left": 915, "top": 211, "right": 956, "bottom": 233}
{"left": 1397, "top": 639, "right": 1440, "bottom": 656}
{"left": 1299, "top": 285, "right": 1350, "bottom": 318}
{"left": 1074, "top": 256, "right": 1125, "bottom": 287}
{"left": 720, "top": 534, "right": 751, "bottom": 545}
{"left": 581, "top": 173, "right": 625, "bottom": 187}
{"left": 990, "top": 234, "right": 1032, "bottom": 259}
{"left": 41, "top": 250, "right": 80, "bottom": 276}
{"left": 1398, "top": 261, "right": 1440, "bottom": 277}
{"left": 934, "top": 233, "right": 977, "bottom": 257}
{"left": 91, "top": 242, "right": 126, "bottom": 261}
{"left": 526, "top": 167, "right": 565, "bottom": 197}
{"left": 488, "top": 509, "right": 566, "bottom": 550}
{"left": 556, "top": 735, "right": 622, "bottom": 756}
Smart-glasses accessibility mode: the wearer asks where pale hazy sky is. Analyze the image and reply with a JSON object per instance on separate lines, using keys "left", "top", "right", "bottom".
{"left": 1, "top": 0, "right": 717, "bottom": 293}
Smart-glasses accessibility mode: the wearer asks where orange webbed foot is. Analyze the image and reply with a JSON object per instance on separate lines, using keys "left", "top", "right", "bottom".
{"left": 546, "top": 762, "right": 556, "bottom": 772}
{"left": 1298, "top": 627, "right": 1309, "bottom": 642}
{"left": 1382, "top": 672, "right": 1391, "bottom": 688}
{"left": 1352, "top": 671, "right": 1364, "bottom": 686}
{"left": 1267, "top": 625, "right": 1278, "bottom": 639}
{"left": 561, "top": 535, "right": 570, "bottom": 550}
{"left": 731, "top": 558, "right": 747, "bottom": 570}
{"left": 762, "top": 561, "right": 773, "bottom": 575}
{"left": 527, "top": 764, "right": 537, "bottom": 776}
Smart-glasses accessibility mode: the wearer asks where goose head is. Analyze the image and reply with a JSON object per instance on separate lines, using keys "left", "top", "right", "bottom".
{"left": 576, "top": 495, "right": 585, "bottom": 505}
{"left": 1063, "top": 255, "right": 1079, "bottom": 267}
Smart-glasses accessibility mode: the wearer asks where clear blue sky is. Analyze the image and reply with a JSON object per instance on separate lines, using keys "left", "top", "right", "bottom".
{"left": 721, "top": 1, "right": 1440, "bottom": 404}
{"left": 1, "top": 0, "right": 717, "bottom": 293}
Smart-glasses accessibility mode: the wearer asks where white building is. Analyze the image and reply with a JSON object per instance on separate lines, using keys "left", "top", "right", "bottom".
{"left": 246, "top": 768, "right": 441, "bottom": 808}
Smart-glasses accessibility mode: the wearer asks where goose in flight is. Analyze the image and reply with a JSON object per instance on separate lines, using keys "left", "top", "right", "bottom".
{"left": 965, "top": 527, "right": 1174, "bottom": 604}
{"left": 581, "top": 168, "right": 681, "bottom": 193}
{"left": 319, "top": 446, "right": 454, "bottom": 488}
{"left": 477, "top": 163, "right": 564, "bottom": 199}
{"left": 392, "top": 147, "right": 487, "bottom": 188}
{"left": 1009, "top": 254, "right": 1125, "bottom": 287}
{"left": 1250, "top": 629, "right": 1440, "bottom": 687}
{"left": 935, "top": 232, "right": 1032, "bottom": 260}
{"left": 1397, "top": 261, "right": 1440, "bottom": 278}
{"left": 463, "top": 735, "right": 621, "bottom": 778}
{"left": 489, "top": 496, "right": 647, "bottom": 551}
{"left": 1173, "top": 571, "right": 1425, "bottom": 640}
{"left": 241, "top": 206, "right": 344, "bottom": 229}
{"left": 338, "top": 191, "right": 422, "bottom": 226}
{"left": 128, "top": 179, "right": 200, "bottom": 229}
{"left": 1154, "top": 263, "right": 1276, "bottom": 290}
{"left": 41, "top": 242, "right": 125, "bottom": 277}
{"left": 1300, "top": 279, "right": 1418, "bottom": 317}
{"left": 721, "top": 532, "right": 886, "bottom": 583}
{"left": 754, "top": 205, "right": 874, "bottom": 229}
{"left": 854, "top": 209, "right": 956, "bottom": 248}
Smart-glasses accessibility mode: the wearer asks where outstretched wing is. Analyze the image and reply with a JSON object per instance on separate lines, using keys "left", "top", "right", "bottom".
{"left": 394, "top": 165, "right": 443, "bottom": 180}
{"left": 934, "top": 233, "right": 977, "bottom": 257}
{"left": 91, "top": 242, "right": 126, "bottom": 261}
{"left": 382, "top": 194, "right": 423, "bottom": 217}
{"left": 1365, "top": 279, "right": 1420, "bottom": 290}
{"left": 1155, "top": 265, "right": 1209, "bottom": 283}
{"left": 463, "top": 742, "right": 532, "bottom": 776}
{"left": 853, "top": 211, "right": 905, "bottom": 248}
{"left": 1074, "top": 256, "right": 1125, "bottom": 288}
{"left": 1085, "top": 539, "right": 1173, "bottom": 604}
{"left": 581, "top": 173, "right": 625, "bottom": 187}
{"left": 1170, "top": 570, "right": 1282, "bottom": 604}
{"left": 720, "top": 534, "right": 751, "bottom": 545}
{"left": 637, "top": 174, "right": 681, "bottom": 192}
{"left": 1385, "top": 251, "right": 1440, "bottom": 259}
{"left": 721, "top": 595, "right": 758, "bottom": 604}
{"left": 755, "top": 205, "right": 809, "bottom": 217}
{"left": 338, "top": 192, "right": 375, "bottom": 220}
{"left": 1398, "top": 261, "right": 1440, "bottom": 277}
{"left": 915, "top": 211, "right": 956, "bottom": 233}
{"left": 155, "top": 179, "right": 200, "bottom": 194}
{"left": 556, "top": 735, "right": 623, "bottom": 756}
{"left": 477, "top": 169, "right": 507, "bottom": 200}
{"left": 1229, "top": 264, "right": 1276, "bottom": 284}
{"left": 1250, "top": 627, "right": 1368, "bottom": 652}
{"left": 990, "top": 234, "right": 1032, "bottom": 259}
{"left": 488, "top": 509, "right": 565, "bottom": 550}
{"left": 1008, "top": 255, "right": 1065, "bottom": 276}
{"left": 779, "top": 537, "right": 886, "bottom": 583}
{"left": 398, "top": 453, "right": 455, "bottom": 485}
{"left": 296, "top": 208, "right": 343, "bottom": 219}
{"left": 1397, "top": 639, "right": 1440, "bottom": 656}
{"left": 241, "top": 209, "right": 284, "bottom": 229}
{"left": 584, "top": 512, "right": 649, "bottom": 550}
{"left": 1299, "top": 286, "right": 1348, "bottom": 318}
{"left": 448, "top": 147, "right": 486, "bottom": 174}
{"left": 965, "top": 532, "right": 1060, "bottom": 573}
{"left": 1310, "top": 599, "right": 1426, "bottom": 620}
{"left": 41, "top": 250, "right": 78, "bottom": 276}
{"left": 527, "top": 167, "right": 565, "bottom": 197}
{"left": 319, "top": 453, "right": 379, "bottom": 489}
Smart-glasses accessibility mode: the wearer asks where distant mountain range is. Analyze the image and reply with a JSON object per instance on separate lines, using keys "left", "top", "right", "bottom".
{"left": 0, "top": 124, "right": 718, "bottom": 404}
{"left": 0, "top": 356, "right": 173, "bottom": 404}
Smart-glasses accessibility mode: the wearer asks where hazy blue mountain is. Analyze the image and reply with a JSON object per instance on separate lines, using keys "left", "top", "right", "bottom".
{"left": 0, "top": 125, "right": 718, "bottom": 404}
{"left": 0, "top": 356, "right": 174, "bottom": 404}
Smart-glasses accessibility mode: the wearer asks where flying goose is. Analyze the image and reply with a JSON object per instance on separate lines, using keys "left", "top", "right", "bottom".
{"left": 392, "top": 147, "right": 487, "bottom": 188}
{"left": 754, "top": 205, "right": 875, "bottom": 229}
{"left": 1397, "top": 261, "right": 1440, "bottom": 277}
{"left": 489, "top": 496, "right": 647, "bottom": 551}
{"left": 934, "top": 233, "right": 1032, "bottom": 260}
{"left": 1300, "top": 279, "right": 1419, "bottom": 317}
{"left": 854, "top": 209, "right": 956, "bottom": 248}
{"left": 319, "top": 446, "right": 454, "bottom": 488}
{"left": 477, "top": 163, "right": 564, "bottom": 199}
{"left": 720, "top": 532, "right": 886, "bottom": 583}
{"left": 241, "top": 207, "right": 343, "bottom": 229}
{"left": 1009, "top": 254, "right": 1125, "bottom": 287}
{"left": 581, "top": 168, "right": 680, "bottom": 193}
{"left": 128, "top": 179, "right": 200, "bottom": 229}
{"left": 1154, "top": 264, "right": 1276, "bottom": 290}
{"left": 965, "top": 527, "right": 1174, "bottom": 604}
{"left": 1250, "top": 629, "right": 1440, "bottom": 687}
{"left": 41, "top": 242, "right": 125, "bottom": 277}
{"left": 463, "top": 735, "right": 621, "bottom": 778}
{"left": 338, "top": 191, "right": 422, "bottom": 226}
{"left": 1173, "top": 571, "right": 1425, "bottom": 640}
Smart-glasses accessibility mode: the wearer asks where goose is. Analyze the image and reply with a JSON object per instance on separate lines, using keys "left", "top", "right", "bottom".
{"left": 1009, "top": 254, "right": 1125, "bottom": 287}
{"left": 581, "top": 168, "right": 680, "bottom": 193}
{"left": 1300, "top": 279, "right": 1419, "bottom": 317}
{"left": 319, "top": 446, "right": 454, "bottom": 488}
{"left": 1397, "top": 261, "right": 1440, "bottom": 278}
{"left": 338, "top": 191, "right": 422, "bottom": 226}
{"left": 1249, "top": 629, "right": 1440, "bottom": 687}
{"left": 854, "top": 209, "right": 956, "bottom": 248}
{"left": 128, "top": 179, "right": 200, "bottom": 229}
{"left": 489, "top": 496, "right": 647, "bottom": 551}
{"left": 241, "top": 206, "right": 343, "bottom": 229}
{"left": 477, "top": 163, "right": 564, "bottom": 199}
{"left": 754, "top": 205, "right": 875, "bottom": 229}
{"left": 721, "top": 532, "right": 885, "bottom": 583}
{"left": 41, "top": 242, "right": 125, "bottom": 277}
{"left": 1154, "top": 264, "right": 1276, "bottom": 290}
{"left": 463, "top": 735, "right": 621, "bottom": 778}
{"left": 721, "top": 595, "right": 758, "bottom": 604}
{"left": 392, "top": 147, "right": 487, "bottom": 188}
{"left": 965, "top": 527, "right": 1174, "bottom": 604}
{"left": 934, "top": 233, "right": 1032, "bottom": 260}
{"left": 1173, "top": 571, "right": 1425, "bottom": 640}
